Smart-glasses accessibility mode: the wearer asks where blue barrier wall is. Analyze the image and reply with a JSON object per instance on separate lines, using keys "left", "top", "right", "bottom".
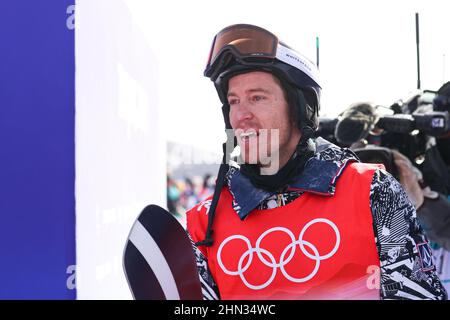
{"left": 0, "top": 0, "right": 76, "bottom": 299}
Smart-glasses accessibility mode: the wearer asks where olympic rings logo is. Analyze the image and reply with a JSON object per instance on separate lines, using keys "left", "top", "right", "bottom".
{"left": 216, "top": 218, "right": 340, "bottom": 290}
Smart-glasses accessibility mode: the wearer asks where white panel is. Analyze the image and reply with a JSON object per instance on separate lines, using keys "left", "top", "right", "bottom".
{"left": 75, "top": 0, "right": 166, "bottom": 299}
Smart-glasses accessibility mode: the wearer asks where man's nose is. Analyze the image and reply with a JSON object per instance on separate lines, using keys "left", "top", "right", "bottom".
{"left": 232, "top": 102, "right": 253, "bottom": 123}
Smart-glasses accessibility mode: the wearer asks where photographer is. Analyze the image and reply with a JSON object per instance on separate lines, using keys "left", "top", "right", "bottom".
{"left": 333, "top": 99, "right": 450, "bottom": 293}
{"left": 434, "top": 81, "right": 450, "bottom": 195}
{"left": 334, "top": 101, "right": 450, "bottom": 249}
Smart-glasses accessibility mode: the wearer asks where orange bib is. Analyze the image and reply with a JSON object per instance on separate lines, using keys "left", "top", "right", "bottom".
{"left": 187, "top": 163, "right": 382, "bottom": 300}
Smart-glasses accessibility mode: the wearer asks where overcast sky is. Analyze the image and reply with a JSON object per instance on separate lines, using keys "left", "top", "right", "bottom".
{"left": 123, "top": 0, "right": 450, "bottom": 153}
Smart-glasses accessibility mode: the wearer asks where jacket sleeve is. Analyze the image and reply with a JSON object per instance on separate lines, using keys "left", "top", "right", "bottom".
{"left": 369, "top": 168, "right": 447, "bottom": 300}
{"left": 186, "top": 231, "right": 220, "bottom": 300}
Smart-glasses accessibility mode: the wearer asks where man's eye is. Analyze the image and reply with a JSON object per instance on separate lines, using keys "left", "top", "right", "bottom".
{"left": 252, "top": 96, "right": 265, "bottom": 102}
{"left": 228, "top": 99, "right": 239, "bottom": 105}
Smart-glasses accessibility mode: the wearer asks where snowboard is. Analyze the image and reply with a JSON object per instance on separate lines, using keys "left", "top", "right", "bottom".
{"left": 123, "top": 204, "right": 202, "bottom": 300}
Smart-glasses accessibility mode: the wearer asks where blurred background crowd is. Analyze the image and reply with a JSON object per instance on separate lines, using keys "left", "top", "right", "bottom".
{"left": 167, "top": 173, "right": 216, "bottom": 218}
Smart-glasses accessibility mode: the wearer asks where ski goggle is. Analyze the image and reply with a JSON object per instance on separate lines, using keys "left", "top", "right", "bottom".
{"left": 204, "top": 24, "right": 279, "bottom": 78}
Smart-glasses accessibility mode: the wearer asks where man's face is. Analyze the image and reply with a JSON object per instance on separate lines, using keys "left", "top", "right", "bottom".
{"left": 228, "top": 71, "right": 301, "bottom": 171}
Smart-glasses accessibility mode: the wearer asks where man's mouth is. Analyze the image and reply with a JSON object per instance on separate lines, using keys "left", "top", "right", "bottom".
{"left": 239, "top": 130, "right": 258, "bottom": 142}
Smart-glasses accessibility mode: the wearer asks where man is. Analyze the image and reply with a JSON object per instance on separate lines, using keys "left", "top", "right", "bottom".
{"left": 428, "top": 81, "right": 450, "bottom": 293}
{"left": 186, "top": 24, "right": 447, "bottom": 300}
{"left": 433, "top": 81, "right": 450, "bottom": 195}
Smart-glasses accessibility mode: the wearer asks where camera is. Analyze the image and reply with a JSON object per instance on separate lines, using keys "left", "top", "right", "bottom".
{"left": 315, "top": 90, "right": 450, "bottom": 194}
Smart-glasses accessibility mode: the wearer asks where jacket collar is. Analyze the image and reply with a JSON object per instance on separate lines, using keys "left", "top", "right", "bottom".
{"left": 226, "top": 137, "right": 359, "bottom": 220}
